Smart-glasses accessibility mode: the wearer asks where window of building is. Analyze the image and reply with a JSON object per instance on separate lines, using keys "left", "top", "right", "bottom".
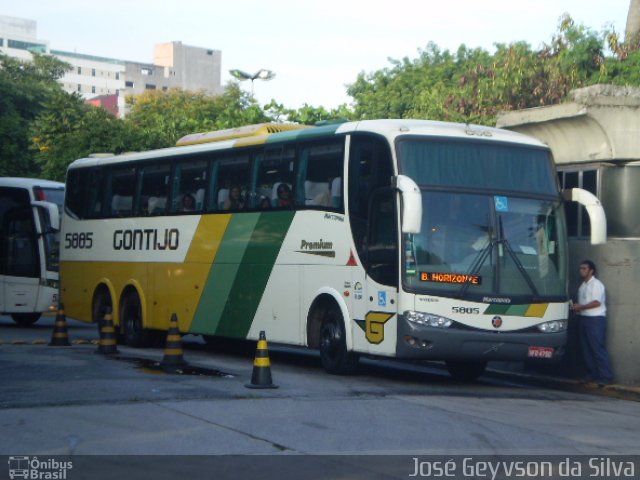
{"left": 77, "top": 66, "right": 81, "bottom": 74}
{"left": 91, "top": 86, "right": 96, "bottom": 94}
{"left": 125, "top": 81, "right": 134, "bottom": 88}
{"left": 77, "top": 84, "right": 82, "bottom": 92}
{"left": 91, "top": 68, "right": 96, "bottom": 77}
{"left": 557, "top": 168, "right": 598, "bottom": 238}
{"left": 141, "top": 67, "right": 153, "bottom": 76}
{"left": 8, "top": 39, "right": 46, "bottom": 53}
{"left": 115, "top": 72, "right": 120, "bottom": 80}
{"left": 145, "top": 84, "right": 156, "bottom": 90}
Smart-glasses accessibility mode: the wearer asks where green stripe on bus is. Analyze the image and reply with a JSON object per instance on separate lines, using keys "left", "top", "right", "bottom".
{"left": 215, "top": 211, "right": 295, "bottom": 338}
{"left": 190, "top": 214, "right": 261, "bottom": 334}
{"left": 505, "top": 304, "right": 530, "bottom": 316}
{"left": 483, "top": 304, "right": 511, "bottom": 315}
{"left": 483, "top": 304, "right": 533, "bottom": 316}
{"left": 191, "top": 211, "right": 295, "bottom": 337}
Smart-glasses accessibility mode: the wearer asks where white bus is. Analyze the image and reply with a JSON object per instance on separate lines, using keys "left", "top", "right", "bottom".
{"left": 0, "top": 177, "right": 63, "bottom": 325}
{"left": 60, "top": 120, "right": 606, "bottom": 379}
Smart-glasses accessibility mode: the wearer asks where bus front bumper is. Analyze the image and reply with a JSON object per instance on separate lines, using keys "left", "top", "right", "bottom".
{"left": 396, "top": 314, "right": 567, "bottom": 361}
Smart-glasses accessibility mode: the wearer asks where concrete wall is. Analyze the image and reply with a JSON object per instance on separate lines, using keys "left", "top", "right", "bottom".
{"left": 497, "top": 85, "right": 640, "bottom": 384}
{"left": 568, "top": 239, "right": 640, "bottom": 384}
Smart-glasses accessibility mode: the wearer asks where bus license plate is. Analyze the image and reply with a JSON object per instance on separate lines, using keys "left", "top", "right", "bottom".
{"left": 528, "top": 346, "right": 554, "bottom": 359}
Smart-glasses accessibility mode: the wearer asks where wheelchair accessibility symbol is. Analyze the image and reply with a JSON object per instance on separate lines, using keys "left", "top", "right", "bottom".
{"left": 494, "top": 196, "right": 509, "bottom": 212}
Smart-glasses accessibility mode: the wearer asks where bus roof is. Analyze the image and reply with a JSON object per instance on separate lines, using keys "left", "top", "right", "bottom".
{"left": 0, "top": 177, "right": 64, "bottom": 189}
{"left": 68, "top": 119, "right": 548, "bottom": 170}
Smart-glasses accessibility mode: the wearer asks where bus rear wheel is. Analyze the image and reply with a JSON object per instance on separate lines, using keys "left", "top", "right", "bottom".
{"left": 445, "top": 360, "right": 487, "bottom": 382}
{"left": 11, "top": 313, "right": 41, "bottom": 326}
{"left": 92, "top": 288, "right": 112, "bottom": 327}
{"left": 319, "top": 303, "right": 359, "bottom": 375}
{"left": 121, "top": 292, "right": 151, "bottom": 347}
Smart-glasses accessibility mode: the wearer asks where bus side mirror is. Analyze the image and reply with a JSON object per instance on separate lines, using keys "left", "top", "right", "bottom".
{"left": 393, "top": 175, "right": 422, "bottom": 234}
{"left": 32, "top": 201, "right": 60, "bottom": 232}
{"left": 562, "top": 188, "right": 606, "bottom": 245}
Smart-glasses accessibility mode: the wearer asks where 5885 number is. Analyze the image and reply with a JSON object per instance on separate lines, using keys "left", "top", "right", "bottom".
{"left": 65, "top": 232, "right": 93, "bottom": 249}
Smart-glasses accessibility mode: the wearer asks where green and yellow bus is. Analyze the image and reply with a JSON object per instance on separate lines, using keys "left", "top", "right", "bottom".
{"left": 60, "top": 120, "right": 606, "bottom": 379}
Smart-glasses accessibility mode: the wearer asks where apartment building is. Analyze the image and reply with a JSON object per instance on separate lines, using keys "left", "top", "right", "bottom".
{"left": 1, "top": 15, "right": 222, "bottom": 116}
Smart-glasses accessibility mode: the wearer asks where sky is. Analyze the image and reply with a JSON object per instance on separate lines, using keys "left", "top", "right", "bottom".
{"left": 2, "top": 1, "right": 633, "bottom": 109}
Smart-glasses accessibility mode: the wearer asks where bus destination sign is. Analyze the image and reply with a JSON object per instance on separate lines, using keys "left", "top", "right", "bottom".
{"left": 420, "top": 271, "right": 482, "bottom": 285}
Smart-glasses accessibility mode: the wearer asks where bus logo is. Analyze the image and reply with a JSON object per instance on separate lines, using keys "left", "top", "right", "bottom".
{"left": 492, "top": 316, "right": 503, "bottom": 328}
{"left": 355, "top": 311, "right": 394, "bottom": 344}
{"left": 8, "top": 457, "right": 29, "bottom": 479}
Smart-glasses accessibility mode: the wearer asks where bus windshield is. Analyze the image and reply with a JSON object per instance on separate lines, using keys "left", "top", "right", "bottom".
{"left": 398, "top": 139, "right": 567, "bottom": 301}
{"left": 397, "top": 137, "right": 558, "bottom": 195}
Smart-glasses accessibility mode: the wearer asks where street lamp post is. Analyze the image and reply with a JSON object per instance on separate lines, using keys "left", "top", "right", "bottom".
{"left": 229, "top": 68, "right": 276, "bottom": 98}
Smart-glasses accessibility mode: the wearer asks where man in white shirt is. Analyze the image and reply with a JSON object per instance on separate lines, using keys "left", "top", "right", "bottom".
{"left": 570, "top": 260, "right": 613, "bottom": 386}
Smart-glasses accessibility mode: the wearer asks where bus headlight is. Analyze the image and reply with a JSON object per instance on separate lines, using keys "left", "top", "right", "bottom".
{"left": 537, "top": 320, "right": 567, "bottom": 333}
{"left": 41, "top": 279, "right": 59, "bottom": 289}
{"left": 404, "top": 311, "right": 453, "bottom": 328}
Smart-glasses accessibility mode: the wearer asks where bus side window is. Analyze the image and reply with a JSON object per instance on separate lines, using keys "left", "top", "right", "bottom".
{"left": 171, "top": 157, "right": 208, "bottom": 213}
{"left": 138, "top": 163, "right": 170, "bottom": 215}
{"left": 255, "top": 146, "right": 296, "bottom": 209}
{"left": 298, "top": 141, "right": 344, "bottom": 209}
{"left": 106, "top": 167, "right": 136, "bottom": 217}
{"left": 215, "top": 154, "right": 250, "bottom": 211}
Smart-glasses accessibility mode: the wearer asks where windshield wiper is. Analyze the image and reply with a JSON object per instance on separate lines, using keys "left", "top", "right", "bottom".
{"left": 500, "top": 237, "right": 540, "bottom": 298}
{"left": 457, "top": 238, "right": 494, "bottom": 298}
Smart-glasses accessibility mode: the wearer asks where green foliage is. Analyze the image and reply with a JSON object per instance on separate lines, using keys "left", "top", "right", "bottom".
{"left": 348, "top": 14, "right": 640, "bottom": 125}
{"left": 123, "top": 84, "right": 272, "bottom": 149}
{"left": 265, "top": 101, "right": 356, "bottom": 125}
{"left": 0, "top": 53, "right": 71, "bottom": 177}
{"left": 31, "top": 92, "right": 132, "bottom": 181}
{"left": 2, "top": 13, "right": 640, "bottom": 181}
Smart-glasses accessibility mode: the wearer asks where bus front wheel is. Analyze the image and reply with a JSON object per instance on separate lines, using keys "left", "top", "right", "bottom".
{"left": 319, "top": 303, "right": 359, "bottom": 375}
{"left": 445, "top": 360, "right": 487, "bottom": 382}
{"left": 121, "top": 292, "right": 151, "bottom": 347}
{"left": 11, "top": 313, "right": 41, "bottom": 326}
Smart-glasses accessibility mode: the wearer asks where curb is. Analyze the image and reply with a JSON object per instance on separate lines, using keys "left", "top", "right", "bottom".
{"left": 486, "top": 366, "right": 640, "bottom": 402}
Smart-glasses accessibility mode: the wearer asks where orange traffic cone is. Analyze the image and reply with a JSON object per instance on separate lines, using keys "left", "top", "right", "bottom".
{"left": 245, "top": 331, "right": 278, "bottom": 389}
{"left": 161, "top": 313, "right": 187, "bottom": 372}
{"left": 96, "top": 307, "right": 119, "bottom": 355}
{"left": 49, "top": 303, "right": 71, "bottom": 346}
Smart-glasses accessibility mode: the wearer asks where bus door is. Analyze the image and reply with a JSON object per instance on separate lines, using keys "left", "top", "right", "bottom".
{"left": 0, "top": 206, "right": 41, "bottom": 314}
{"left": 360, "top": 189, "right": 399, "bottom": 355}
{"left": 348, "top": 134, "right": 398, "bottom": 356}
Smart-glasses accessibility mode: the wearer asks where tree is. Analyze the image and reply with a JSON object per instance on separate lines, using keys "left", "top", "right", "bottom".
{"left": 347, "top": 15, "right": 640, "bottom": 126}
{"left": 0, "top": 53, "right": 71, "bottom": 177}
{"left": 123, "top": 83, "right": 272, "bottom": 149}
{"left": 31, "top": 92, "right": 133, "bottom": 181}
{"left": 265, "top": 101, "right": 356, "bottom": 125}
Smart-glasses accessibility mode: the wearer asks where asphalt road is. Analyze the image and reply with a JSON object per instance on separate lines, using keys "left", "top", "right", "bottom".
{"left": 1, "top": 314, "right": 639, "bottom": 478}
